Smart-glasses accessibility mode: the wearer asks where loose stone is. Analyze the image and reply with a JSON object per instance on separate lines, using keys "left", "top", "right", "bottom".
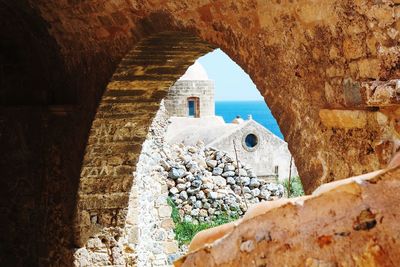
{"left": 206, "top": 160, "right": 218, "bottom": 168}
{"left": 169, "top": 187, "right": 179, "bottom": 195}
{"left": 168, "top": 168, "right": 185, "bottom": 179}
{"left": 212, "top": 167, "right": 223, "bottom": 175}
{"left": 221, "top": 171, "right": 235, "bottom": 177}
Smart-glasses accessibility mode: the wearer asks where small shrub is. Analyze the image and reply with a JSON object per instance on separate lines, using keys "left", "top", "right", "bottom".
{"left": 167, "top": 197, "right": 181, "bottom": 224}
{"left": 167, "top": 197, "right": 239, "bottom": 246}
{"left": 280, "top": 176, "right": 305, "bottom": 198}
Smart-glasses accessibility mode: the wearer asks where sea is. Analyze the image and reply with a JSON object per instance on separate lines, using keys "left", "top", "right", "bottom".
{"left": 215, "top": 100, "right": 283, "bottom": 139}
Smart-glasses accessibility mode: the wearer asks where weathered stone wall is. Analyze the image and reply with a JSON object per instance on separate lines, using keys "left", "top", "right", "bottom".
{"left": 74, "top": 101, "right": 179, "bottom": 266}
{"left": 164, "top": 80, "right": 215, "bottom": 118}
{"left": 129, "top": 101, "right": 180, "bottom": 266}
{"left": 0, "top": 0, "right": 399, "bottom": 265}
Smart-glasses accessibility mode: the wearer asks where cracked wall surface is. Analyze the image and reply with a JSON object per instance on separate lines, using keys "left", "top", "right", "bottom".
{"left": 0, "top": 0, "right": 399, "bottom": 265}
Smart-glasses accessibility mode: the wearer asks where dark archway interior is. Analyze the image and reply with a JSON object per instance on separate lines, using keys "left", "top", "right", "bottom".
{"left": 0, "top": 24, "right": 216, "bottom": 264}
{"left": 0, "top": 2, "right": 76, "bottom": 266}
{"left": 0, "top": 2, "right": 125, "bottom": 265}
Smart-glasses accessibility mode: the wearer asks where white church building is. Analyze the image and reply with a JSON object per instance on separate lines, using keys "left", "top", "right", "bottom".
{"left": 164, "top": 62, "right": 298, "bottom": 181}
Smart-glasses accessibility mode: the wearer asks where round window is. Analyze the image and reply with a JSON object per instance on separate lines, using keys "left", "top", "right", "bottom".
{"left": 244, "top": 133, "right": 258, "bottom": 149}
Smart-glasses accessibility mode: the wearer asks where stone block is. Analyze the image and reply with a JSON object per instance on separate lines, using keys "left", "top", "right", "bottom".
{"left": 326, "top": 65, "right": 344, "bottom": 78}
{"left": 164, "top": 242, "right": 179, "bottom": 254}
{"left": 343, "top": 36, "right": 365, "bottom": 60}
{"left": 91, "top": 252, "right": 111, "bottom": 265}
{"left": 128, "top": 226, "right": 139, "bottom": 244}
{"left": 361, "top": 79, "right": 400, "bottom": 106}
{"left": 375, "top": 112, "right": 389, "bottom": 126}
{"left": 366, "top": 35, "right": 377, "bottom": 56}
{"left": 343, "top": 78, "right": 362, "bottom": 106}
{"left": 158, "top": 205, "right": 172, "bottom": 218}
{"left": 319, "top": 109, "right": 367, "bottom": 129}
{"left": 358, "top": 58, "right": 380, "bottom": 79}
{"left": 155, "top": 195, "right": 168, "bottom": 207}
{"left": 86, "top": 237, "right": 106, "bottom": 251}
{"left": 365, "top": 5, "right": 394, "bottom": 27}
{"left": 375, "top": 140, "right": 394, "bottom": 167}
{"left": 152, "top": 229, "right": 167, "bottom": 241}
{"left": 161, "top": 218, "right": 175, "bottom": 229}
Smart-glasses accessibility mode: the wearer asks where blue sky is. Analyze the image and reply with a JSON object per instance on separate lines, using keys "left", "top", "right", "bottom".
{"left": 197, "top": 49, "right": 263, "bottom": 101}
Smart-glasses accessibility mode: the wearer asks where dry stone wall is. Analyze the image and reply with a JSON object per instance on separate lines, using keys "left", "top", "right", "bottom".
{"left": 74, "top": 102, "right": 181, "bottom": 267}
{"left": 73, "top": 98, "right": 287, "bottom": 266}
{"left": 128, "top": 102, "right": 180, "bottom": 267}
{"left": 165, "top": 145, "right": 284, "bottom": 223}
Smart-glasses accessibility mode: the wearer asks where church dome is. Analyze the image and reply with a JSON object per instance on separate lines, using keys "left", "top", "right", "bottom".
{"left": 179, "top": 61, "right": 209, "bottom": 80}
{"left": 232, "top": 116, "right": 244, "bottom": 124}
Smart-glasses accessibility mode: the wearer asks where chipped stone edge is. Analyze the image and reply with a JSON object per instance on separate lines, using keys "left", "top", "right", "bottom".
{"left": 174, "top": 165, "right": 400, "bottom": 266}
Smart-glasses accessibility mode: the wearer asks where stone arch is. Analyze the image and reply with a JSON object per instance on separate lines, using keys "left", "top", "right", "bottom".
{"left": 60, "top": 2, "right": 400, "bottom": 261}
{"left": 29, "top": 1, "right": 399, "bottom": 198}
{"left": 75, "top": 31, "right": 215, "bottom": 247}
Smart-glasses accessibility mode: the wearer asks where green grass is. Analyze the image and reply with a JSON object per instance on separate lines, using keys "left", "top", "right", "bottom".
{"left": 167, "top": 197, "right": 239, "bottom": 246}
{"left": 280, "top": 176, "right": 305, "bottom": 198}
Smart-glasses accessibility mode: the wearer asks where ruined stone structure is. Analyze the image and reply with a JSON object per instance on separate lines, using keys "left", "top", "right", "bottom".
{"left": 1, "top": 1, "right": 399, "bottom": 266}
{"left": 165, "top": 61, "right": 296, "bottom": 181}
{"left": 166, "top": 115, "right": 297, "bottom": 181}
{"left": 208, "top": 118, "right": 298, "bottom": 181}
{"left": 164, "top": 62, "right": 215, "bottom": 118}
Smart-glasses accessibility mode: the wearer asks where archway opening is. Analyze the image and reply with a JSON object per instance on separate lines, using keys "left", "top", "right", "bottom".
{"left": 72, "top": 30, "right": 302, "bottom": 266}
{"left": 73, "top": 31, "right": 216, "bottom": 266}
{"left": 160, "top": 49, "right": 301, "bottom": 261}
{"left": 198, "top": 48, "right": 284, "bottom": 139}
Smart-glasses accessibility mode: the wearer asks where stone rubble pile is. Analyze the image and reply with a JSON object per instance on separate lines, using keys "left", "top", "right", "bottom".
{"left": 161, "top": 143, "right": 284, "bottom": 223}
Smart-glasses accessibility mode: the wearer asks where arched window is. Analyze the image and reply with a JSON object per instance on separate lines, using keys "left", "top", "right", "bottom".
{"left": 187, "top": 97, "right": 200, "bottom": 117}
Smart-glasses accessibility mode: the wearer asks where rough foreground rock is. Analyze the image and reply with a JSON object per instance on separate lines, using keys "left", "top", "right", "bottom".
{"left": 176, "top": 166, "right": 400, "bottom": 266}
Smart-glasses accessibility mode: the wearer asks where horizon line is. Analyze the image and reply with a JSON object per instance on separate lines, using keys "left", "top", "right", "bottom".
{"left": 215, "top": 99, "right": 265, "bottom": 102}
